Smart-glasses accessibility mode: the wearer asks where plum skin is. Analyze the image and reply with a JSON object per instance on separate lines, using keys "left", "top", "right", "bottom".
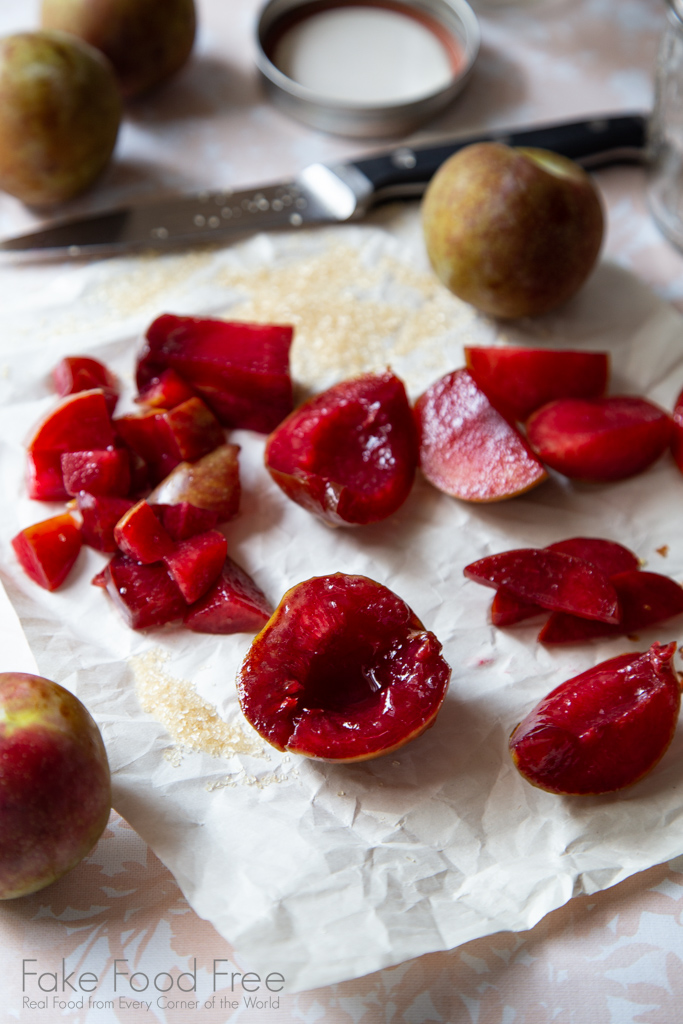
{"left": 0, "top": 30, "right": 121, "bottom": 206}
{"left": 0, "top": 673, "right": 111, "bottom": 898}
{"left": 237, "top": 574, "right": 451, "bottom": 762}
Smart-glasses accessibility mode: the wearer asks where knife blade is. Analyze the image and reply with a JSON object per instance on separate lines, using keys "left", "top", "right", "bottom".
{"left": 0, "top": 113, "right": 647, "bottom": 258}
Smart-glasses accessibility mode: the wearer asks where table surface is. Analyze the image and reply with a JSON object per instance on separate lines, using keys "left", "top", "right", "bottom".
{"left": 3, "top": 1, "right": 683, "bottom": 1021}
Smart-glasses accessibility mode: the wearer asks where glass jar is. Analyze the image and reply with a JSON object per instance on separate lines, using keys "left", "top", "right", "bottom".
{"left": 649, "top": 0, "right": 683, "bottom": 251}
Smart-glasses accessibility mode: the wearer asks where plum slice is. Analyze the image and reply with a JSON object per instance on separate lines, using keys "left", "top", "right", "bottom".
{"left": 464, "top": 548, "right": 620, "bottom": 623}
{"left": 53, "top": 355, "right": 119, "bottom": 415}
{"left": 61, "top": 448, "right": 131, "bottom": 497}
{"left": 12, "top": 514, "right": 82, "bottom": 590}
{"left": 538, "top": 570, "right": 683, "bottom": 643}
{"left": 237, "top": 573, "right": 451, "bottom": 762}
{"left": 104, "top": 555, "right": 187, "bottom": 629}
{"left": 526, "top": 396, "right": 673, "bottom": 482}
{"left": 184, "top": 556, "right": 272, "bottom": 634}
{"left": 113, "top": 501, "right": 175, "bottom": 563}
{"left": 148, "top": 444, "right": 241, "bottom": 523}
{"left": 265, "top": 372, "right": 418, "bottom": 526}
{"left": 509, "top": 641, "right": 681, "bottom": 794}
{"left": 137, "top": 314, "right": 294, "bottom": 433}
{"left": 464, "top": 346, "right": 609, "bottom": 422}
{"left": 491, "top": 537, "right": 640, "bottom": 627}
{"left": 162, "top": 529, "right": 228, "bottom": 604}
{"left": 415, "top": 369, "right": 547, "bottom": 502}
{"left": 28, "top": 389, "right": 115, "bottom": 454}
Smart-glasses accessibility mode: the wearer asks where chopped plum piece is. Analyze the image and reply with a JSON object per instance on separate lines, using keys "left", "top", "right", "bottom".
{"left": 61, "top": 448, "right": 131, "bottom": 497}
{"left": 114, "top": 408, "right": 177, "bottom": 485}
{"left": 493, "top": 537, "right": 640, "bottom": 626}
{"left": 76, "top": 493, "right": 134, "bottom": 552}
{"left": 265, "top": 372, "right": 418, "bottom": 526}
{"left": 237, "top": 573, "right": 451, "bottom": 762}
{"left": 113, "top": 501, "right": 175, "bottom": 564}
{"left": 148, "top": 444, "right": 240, "bottom": 522}
{"left": 12, "top": 514, "right": 82, "bottom": 591}
{"left": 53, "top": 356, "right": 119, "bottom": 415}
{"left": 28, "top": 389, "right": 115, "bottom": 454}
{"left": 509, "top": 642, "right": 681, "bottom": 793}
{"left": 464, "top": 548, "right": 620, "bottom": 623}
{"left": 539, "top": 570, "right": 683, "bottom": 643}
{"left": 135, "top": 368, "right": 197, "bottom": 409}
{"left": 104, "top": 555, "right": 187, "bottom": 629}
{"left": 464, "top": 346, "right": 609, "bottom": 422}
{"left": 137, "top": 314, "right": 294, "bottom": 433}
{"left": 415, "top": 369, "right": 547, "bottom": 502}
{"left": 526, "top": 396, "right": 673, "bottom": 482}
{"left": 152, "top": 502, "right": 220, "bottom": 541}
{"left": 27, "top": 450, "right": 69, "bottom": 501}
{"left": 184, "top": 555, "right": 272, "bottom": 634}
{"left": 162, "top": 530, "right": 228, "bottom": 604}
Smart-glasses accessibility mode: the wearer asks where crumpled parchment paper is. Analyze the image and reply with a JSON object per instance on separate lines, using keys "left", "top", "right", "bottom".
{"left": 2, "top": 206, "right": 683, "bottom": 992}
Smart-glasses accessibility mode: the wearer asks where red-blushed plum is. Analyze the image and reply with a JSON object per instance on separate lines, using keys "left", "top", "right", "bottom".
{"left": 0, "top": 30, "right": 120, "bottom": 206}
{"left": 237, "top": 573, "right": 451, "bottom": 762}
{"left": 41, "top": 0, "right": 196, "bottom": 99}
{"left": 509, "top": 642, "right": 681, "bottom": 794}
{"left": 422, "top": 143, "right": 604, "bottom": 319}
{"left": 0, "top": 673, "right": 111, "bottom": 898}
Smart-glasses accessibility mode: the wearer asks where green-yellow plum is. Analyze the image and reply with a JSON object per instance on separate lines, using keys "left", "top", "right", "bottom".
{"left": 0, "top": 30, "right": 121, "bottom": 206}
{"left": 421, "top": 143, "right": 605, "bottom": 319}
{"left": 0, "top": 672, "right": 111, "bottom": 899}
{"left": 41, "top": 0, "right": 197, "bottom": 99}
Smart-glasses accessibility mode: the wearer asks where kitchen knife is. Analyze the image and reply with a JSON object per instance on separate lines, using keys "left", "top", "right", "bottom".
{"left": 0, "top": 113, "right": 647, "bottom": 258}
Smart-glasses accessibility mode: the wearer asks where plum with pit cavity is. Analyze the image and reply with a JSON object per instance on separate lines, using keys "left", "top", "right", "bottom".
{"left": 238, "top": 573, "right": 451, "bottom": 762}
{"left": 0, "top": 30, "right": 120, "bottom": 206}
{"left": 265, "top": 372, "right": 418, "bottom": 526}
{"left": 510, "top": 641, "right": 681, "bottom": 794}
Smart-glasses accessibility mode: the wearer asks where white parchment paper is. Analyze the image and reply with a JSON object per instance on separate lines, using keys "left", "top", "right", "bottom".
{"left": 2, "top": 208, "right": 683, "bottom": 991}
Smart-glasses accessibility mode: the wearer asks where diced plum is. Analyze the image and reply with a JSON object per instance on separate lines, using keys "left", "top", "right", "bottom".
{"left": 152, "top": 502, "right": 220, "bottom": 541}
{"left": 148, "top": 444, "right": 241, "bottom": 522}
{"left": 137, "top": 314, "right": 294, "bottom": 433}
{"left": 61, "top": 449, "right": 131, "bottom": 497}
{"left": 28, "top": 389, "right": 115, "bottom": 454}
{"left": 76, "top": 493, "right": 134, "bottom": 552}
{"left": 415, "top": 369, "right": 547, "bottom": 502}
{"left": 12, "top": 514, "right": 82, "bottom": 591}
{"left": 237, "top": 573, "right": 451, "bottom": 761}
{"left": 464, "top": 548, "right": 620, "bottom": 623}
{"left": 509, "top": 641, "right": 681, "bottom": 793}
{"left": 162, "top": 530, "right": 228, "bottom": 604}
{"left": 26, "top": 450, "right": 69, "bottom": 501}
{"left": 265, "top": 372, "right": 418, "bottom": 526}
{"left": 53, "top": 356, "right": 119, "bottom": 415}
{"left": 464, "top": 346, "right": 609, "bottom": 422}
{"left": 113, "top": 501, "right": 175, "bottom": 564}
{"left": 493, "top": 537, "right": 640, "bottom": 626}
{"left": 538, "top": 570, "right": 683, "bottom": 643}
{"left": 160, "top": 397, "right": 224, "bottom": 461}
{"left": 183, "top": 555, "right": 272, "bottom": 634}
{"left": 135, "top": 368, "right": 197, "bottom": 409}
{"left": 104, "top": 555, "right": 187, "bottom": 629}
{"left": 526, "top": 396, "right": 673, "bottom": 482}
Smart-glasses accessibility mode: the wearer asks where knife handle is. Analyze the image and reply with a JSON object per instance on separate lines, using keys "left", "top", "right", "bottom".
{"left": 350, "top": 113, "right": 648, "bottom": 201}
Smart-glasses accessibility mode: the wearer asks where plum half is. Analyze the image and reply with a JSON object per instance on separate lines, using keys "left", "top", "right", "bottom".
{"left": 510, "top": 641, "right": 681, "bottom": 794}
{"left": 265, "top": 372, "right": 418, "bottom": 526}
{"left": 237, "top": 574, "right": 451, "bottom": 762}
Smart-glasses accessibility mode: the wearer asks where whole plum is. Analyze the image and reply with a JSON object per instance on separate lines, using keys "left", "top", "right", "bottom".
{"left": 41, "top": 0, "right": 197, "bottom": 99}
{"left": 0, "top": 30, "right": 121, "bottom": 206}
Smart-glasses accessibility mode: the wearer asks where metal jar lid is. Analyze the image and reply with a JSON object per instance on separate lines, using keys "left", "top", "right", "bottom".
{"left": 256, "top": 0, "right": 480, "bottom": 138}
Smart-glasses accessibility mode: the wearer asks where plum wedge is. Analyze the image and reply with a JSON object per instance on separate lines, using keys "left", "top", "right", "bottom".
{"left": 237, "top": 573, "right": 451, "bottom": 761}
{"left": 148, "top": 444, "right": 240, "bottom": 522}
{"left": 526, "top": 396, "right": 673, "bottom": 482}
{"left": 510, "top": 641, "right": 681, "bottom": 794}
{"left": 137, "top": 314, "right": 294, "bottom": 433}
{"left": 464, "top": 346, "right": 609, "bottom": 422}
{"left": 184, "top": 556, "right": 272, "bottom": 634}
{"left": 415, "top": 369, "right": 547, "bottom": 502}
{"left": 464, "top": 548, "right": 620, "bottom": 623}
{"left": 12, "top": 514, "right": 82, "bottom": 591}
{"left": 265, "top": 372, "right": 418, "bottom": 526}
{"left": 53, "top": 356, "right": 119, "bottom": 415}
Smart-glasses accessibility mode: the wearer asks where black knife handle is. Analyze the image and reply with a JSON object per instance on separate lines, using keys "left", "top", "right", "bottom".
{"left": 350, "top": 113, "right": 648, "bottom": 201}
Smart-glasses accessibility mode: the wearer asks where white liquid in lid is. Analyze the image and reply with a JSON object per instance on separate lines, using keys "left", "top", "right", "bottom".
{"left": 272, "top": 6, "right": 455, "bottom": 106}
